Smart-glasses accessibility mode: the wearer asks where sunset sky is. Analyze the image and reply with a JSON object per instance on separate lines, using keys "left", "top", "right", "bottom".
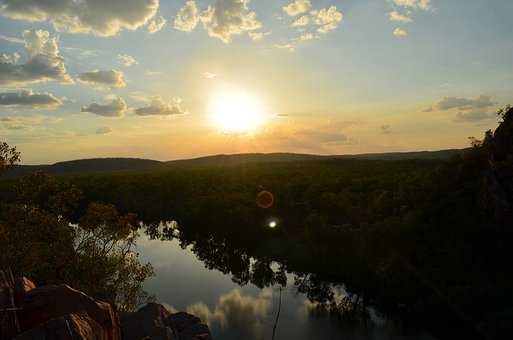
{"left": 1, "top": 0, "right": 512, "bottom": 164}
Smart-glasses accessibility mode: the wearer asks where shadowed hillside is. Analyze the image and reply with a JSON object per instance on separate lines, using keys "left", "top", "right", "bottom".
{"left": 4, "top": 149, "right": 465, "bottom": 178}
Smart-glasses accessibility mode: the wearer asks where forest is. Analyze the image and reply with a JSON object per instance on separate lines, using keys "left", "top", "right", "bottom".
{"left": 1, "top": 107, "right": 512, "bottom": 340}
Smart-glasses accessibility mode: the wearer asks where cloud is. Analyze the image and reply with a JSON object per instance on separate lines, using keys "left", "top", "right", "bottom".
{"left": 389, "top": 11, "right": 413, "bottom": 23}
{"left": 312, "top": 6, "right": 343, "bottom": 33}
{"left": 0, "top": 34, "right": 24, "bottom": 44}
{"left": 292, "top": 15, "right": 309, "bottom": 27}
{"left": 393, "top": 27, "right": 408, "bottom": 37}
{"left": 0, "top": 89, "right": 62, "bottom": 108}
{"left": 174, "top": 0, "right": 200, "bottom": 32}
{"left": 203, "top": 72, "right": 217, "bottom": 79}
{"left": 275, "top": 43, "right": 295, "bottom": 52}
{"left": 185, "top": 289, "right": 271, "bottom": 338}
{"left": 118, "top": 54, "right": 138, "bottom": 67}
{"left": 435, "top": 95, "right": 494, "bottom": 111}
{"left": 81, "top": 96, "right": 127, "bottom": 117}
{"left": 0, "top": 114, "right": 62, "bottom": 132}
{"left": 200, "top": 0, "right": 262, "bottom": 43}
{"left": 0, "top": 30, "right": 71, "bottom": 86}
{"left": 283, "top": 0, "right": 311, "bottom": 16}
{"left": 295, "top": 129, "right": 354, "bottom": 145}
{"left": 147, "top": 16, "right": 166, "bottom": 33}
{"left": 0, "top": 0, "right": 159, "bottom": 37}
{"left": 134, "top": 97, "right": 187, "bottom": 116}
{"left": 381, "top": 124, "right": 392, "bottom": 134}
{"left": 454, "top": 111, "right": 493, "bottom": 122}
{"left": 78, "top": 69, "right": 126, "bottom": 88}
{"left": 96, "top": 126, "right": 112, "bottom": 134}
{"left": 392, "top": 0, "right": 431, "bottom": 10}
{"left": 299, "top": 33, "right": 318, "bottom": 41}
{"left": 145, "top": 70, "right": 162, "bottom": 76}
{"left": 248, "top": 31, "right": 270, "bottom": 41}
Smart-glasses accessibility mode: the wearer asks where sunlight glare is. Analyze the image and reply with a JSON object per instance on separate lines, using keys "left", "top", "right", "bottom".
{"left": 209, "top": 90, "right": 267, "bottom": 133}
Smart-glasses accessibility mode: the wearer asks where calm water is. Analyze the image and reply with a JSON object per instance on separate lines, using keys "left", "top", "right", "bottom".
{"left": 138, "top": 236, "right": 436, "bottom": 340}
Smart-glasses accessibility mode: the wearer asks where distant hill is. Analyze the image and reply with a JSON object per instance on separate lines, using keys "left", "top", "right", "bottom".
{"left": 4, "top": 158, "right": 162, "bottom": 178}
{"left": 2, "top": 149, "right": 466, "bottom": 179}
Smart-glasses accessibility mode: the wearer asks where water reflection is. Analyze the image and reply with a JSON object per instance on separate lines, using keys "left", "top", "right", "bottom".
{"left": 138, "top": 223, "right": 436, "bottom": 340}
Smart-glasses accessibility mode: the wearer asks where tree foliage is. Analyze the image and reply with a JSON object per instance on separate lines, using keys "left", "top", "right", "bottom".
{"left": 0, "top": 170, "right": 153, "bottom": 312}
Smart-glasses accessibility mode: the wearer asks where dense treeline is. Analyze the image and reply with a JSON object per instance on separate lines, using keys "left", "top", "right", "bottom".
{"left": 1, "top": 108, "right": 512, "bottom": 339}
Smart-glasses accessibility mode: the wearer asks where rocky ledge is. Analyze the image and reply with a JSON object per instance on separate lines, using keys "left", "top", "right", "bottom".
{"left": 0, "top": 275, "right": 212, "bottom": 340}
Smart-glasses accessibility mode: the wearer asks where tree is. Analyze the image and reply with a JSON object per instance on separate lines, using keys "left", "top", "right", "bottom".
{"left": 0, "top": 141, "right": 20, "bottom": 175}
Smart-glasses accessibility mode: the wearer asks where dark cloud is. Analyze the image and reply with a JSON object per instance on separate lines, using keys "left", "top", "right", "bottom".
{"left": 454, "top": 110, "right": 493, "bottom": 122}
{"left": 381, "top": 124, "right": 392, "bottom": 134}
{"left": 96, "top": 126, "right": 112, "bottom": 134}
{"left": 134, "top": 97, "right": 187, "bottom": 116}
{"left": 0, "top": 30, "right": 71, "bottom": 86}
{"left": 435, "top": 95, "right": 494, "bottom": 111}
{"left": 0, "top": 89, "right": 62, "bottom": 108}
{"left": 78, "top": 69, "right": 126, "bottom": 88}
{"left": 0, "top": 0, "right": 158, "bottom": 37}
{"left": 81, "top": 96, "right": 127, "bottom": 117}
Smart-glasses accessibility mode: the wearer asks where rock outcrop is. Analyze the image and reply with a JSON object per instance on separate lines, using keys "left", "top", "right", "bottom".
{"left": 1, "top": 273, "right": 212, "bottom": 340}
{"left": 122, "top": 304, "right": 212, "bottom": 340}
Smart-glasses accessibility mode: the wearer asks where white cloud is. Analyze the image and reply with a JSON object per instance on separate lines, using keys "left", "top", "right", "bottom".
{"left": 78, "top": 69, "right": 126, "bottom": 88}
{"left": 134, "top": 97, "right": 187, "bottom": 116}
{"left": 0, "top": 30, "right": 71, "bottom": 86}
{"left": 393, "top": 27, "right": 408, "bottom": 37}
{"left": 292, "top": 15, "right": 309, "bottom": 27}
{"left": 393, "top": 0, "right": 431, "bottom": 10}
{"left": 147, "top": 16, "right": 166, "bottom": 33}
{"left": 118, "top": 54, "right": 138, "bottom": 67}
{"left": 389, "top": 11, "right": 413, "bottom": 23}
{"left": 0, "top": 89, "right": 62, "bottom": 108}
{"left": 283, "top": 0, "right": 311, "bottom": 17}
{"left": 0, "top": 34, "right": 24, "bottom": 44}
{"left": 312, "top": 6, "right": 343, "bottom": 33}
{"left": 174, "top": 0, "right": 200, "bottom": 32}
{"left": 0, "top": 0, "right": 159, "bottom": 37}
{"left": 81, "top": 96, "right": 127, "bottom": 117}
{"left": 200, "top": 0, "right": 262, "bottom": 43}
{"left": 248, "top": 31, "right": 270, "bottom": 41}
{"left": 275, "top": 43, "right": 295, "bottom": 52}
{"left": 299, "top": 33, "right": 318, "bottom": 41}
{"left": 203, "top": 72, "right": 217, "bottom": 79}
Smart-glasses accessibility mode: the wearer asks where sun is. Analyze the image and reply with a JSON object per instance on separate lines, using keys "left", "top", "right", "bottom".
{"left": 208, "top": 89, "right": 267, "bottom": 133}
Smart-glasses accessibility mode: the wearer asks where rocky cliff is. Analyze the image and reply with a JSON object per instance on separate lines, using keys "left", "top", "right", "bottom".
{"left": 0, "top": 273, "right": 212, "bottom": 340}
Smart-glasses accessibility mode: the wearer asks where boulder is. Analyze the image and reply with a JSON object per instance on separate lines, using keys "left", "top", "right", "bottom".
{"left": 121, "top": 302, "right": 175, "bottom": 340}
{"left": 165, "top": 312, "right": 200, "bottom": 333}
{"left": 13, "top": 277, "right": 36, "bottom": 305}
{"left": 177, "top": 323, "right": 212, "bottom": 340}
{"left": 165, "top": 312, "right": 211, "bottom": 340}
{"left": 20, "top": 284, "right": 121, "bottom": 340}
{"left": 121, "top": 304, "right": 213, "bottom": 340}
{"left": 14, "top": 312, "right": 104, "bottom": 340}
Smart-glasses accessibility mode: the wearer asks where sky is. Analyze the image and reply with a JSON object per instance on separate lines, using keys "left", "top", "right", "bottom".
{"left": 0, "top": 0, "right": 512, "bottom": 164}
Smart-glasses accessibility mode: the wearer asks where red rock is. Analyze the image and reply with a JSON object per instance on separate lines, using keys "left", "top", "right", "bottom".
{"left": 20, "top": 284, "right": 121, "bottom": 340}
{"left": 14, "top": 312, "right": 104, "bottom": 340}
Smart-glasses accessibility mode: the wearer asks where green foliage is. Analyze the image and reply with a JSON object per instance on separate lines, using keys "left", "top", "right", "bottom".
{"left": 0, "top": 171, "right": 153, "bottom": 312}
